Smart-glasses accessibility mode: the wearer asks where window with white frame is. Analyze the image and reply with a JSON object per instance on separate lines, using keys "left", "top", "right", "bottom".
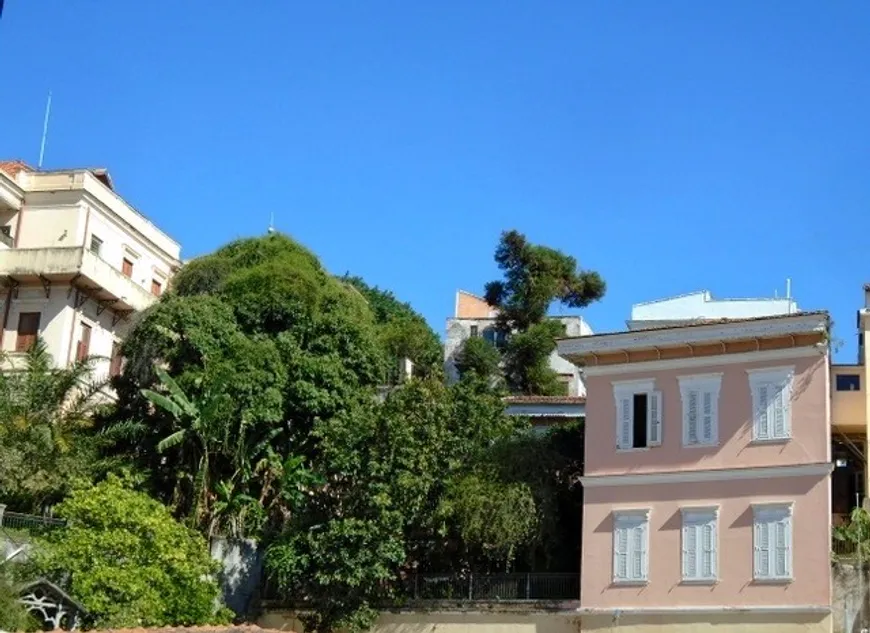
{"left": 678, "top": 374, "right": 722, "bottom": 447}
{"left": 748, "top": 367, "right": 794, "bottom": 441}
{"left": 753, "top": 503, "right": 793, "bottom": 581}
{"left": 613, "top": 509, "right": 649, "bottom": 584}
{"left": 613, "top": 380, "right": 662, "bottom": 450}
{"left": 681, "top": 507, "right": 718, "bottom": 582}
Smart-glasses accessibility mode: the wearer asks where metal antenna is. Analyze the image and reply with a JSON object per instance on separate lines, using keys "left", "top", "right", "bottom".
{"left": 38, "top": 91, "right": 52, "bottom": 168}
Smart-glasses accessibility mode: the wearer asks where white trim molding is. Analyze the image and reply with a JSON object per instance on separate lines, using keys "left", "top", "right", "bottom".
{"left": 579, "top": 346, "right": 823, "bottom": 377}
{"left": 558, "top": 312, "right": 827, "bottom": 358}
{"left": 581, "top": 462, "right": 833, "bottom": 488}
{"left": 577, "top": 605, "right": 831, "bottom": 615}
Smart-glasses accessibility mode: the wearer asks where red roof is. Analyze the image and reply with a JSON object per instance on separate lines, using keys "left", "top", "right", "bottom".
{"left": 0, "top": 159, "right": 33, "bottom": 178}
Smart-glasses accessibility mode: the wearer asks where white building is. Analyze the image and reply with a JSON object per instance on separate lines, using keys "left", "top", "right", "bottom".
{"left": 627, "top": 289, "right": 799, "bottom": 331}
{"left": 444, "top": 290, "right": 591, "bottom": 423}
{"left": 0, "top": 160, "right": 181, "bottom": 377}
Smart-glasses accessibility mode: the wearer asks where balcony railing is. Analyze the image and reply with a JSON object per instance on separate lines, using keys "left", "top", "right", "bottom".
{"left": 262, "top": 572, "right": 580, "bottom": 605}
{"left": 0, "top": 509, "right": 65, "bottom": 533}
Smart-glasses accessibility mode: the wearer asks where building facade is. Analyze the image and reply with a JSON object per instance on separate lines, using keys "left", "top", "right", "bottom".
{"left": 0, "top": 160, "right": 181, "bottom": 377}
{"left": 445, "top": 290, "right": 590, "bottom": 423}
{"left": 557, "top": 312, "right": 832, "bottom": 633}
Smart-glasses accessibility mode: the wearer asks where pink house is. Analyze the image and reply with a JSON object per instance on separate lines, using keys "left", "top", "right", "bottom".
{"left": 557, "top": 312, "right": 833, "bottom": 633}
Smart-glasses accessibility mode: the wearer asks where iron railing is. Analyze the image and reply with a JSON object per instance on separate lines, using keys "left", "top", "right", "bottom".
{"left": 263, "top": 572, "right": 580, "bottom": 605}
{"left": 0, "top": 510, "right": 66, "bottom": 532}
{"left": 405, "top": 573, "right": 579, "bottom": 601}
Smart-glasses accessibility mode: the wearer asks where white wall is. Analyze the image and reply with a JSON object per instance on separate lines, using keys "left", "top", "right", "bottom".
{"left": 14, "top": 204, "right": 84, "bottom": 249}
{"left": 0, "top": 284, "right": 130, "bottom": 372}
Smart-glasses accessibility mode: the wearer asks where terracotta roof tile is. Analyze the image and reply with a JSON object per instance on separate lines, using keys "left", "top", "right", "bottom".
{"left": 504, "top": 395, "right": 586, "bottom": 405}
{"left": 0, "top": 159, "right": 33, "bottom": 177}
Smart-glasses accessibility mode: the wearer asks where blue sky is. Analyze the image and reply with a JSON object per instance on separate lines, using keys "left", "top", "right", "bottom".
{"left": 2, "top": 1, "right": 869, "bottom": 361}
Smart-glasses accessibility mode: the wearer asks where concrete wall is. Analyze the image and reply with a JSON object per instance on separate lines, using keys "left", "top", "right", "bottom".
{"left": 14, "top": 203, "right": 84, "bottom": 249}
{"left": 259, "top": 610, "right": 582, "bottom": 633}
{"left": 259, "top": 609, "right": 830, "bottom": 633}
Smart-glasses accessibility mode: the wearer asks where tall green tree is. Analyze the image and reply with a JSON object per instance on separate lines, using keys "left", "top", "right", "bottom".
{"left": 483, "top": 230, "right": 605, "bottom": 394}
{"left": 0, "top": 339, "right": 108, "bottom": 511}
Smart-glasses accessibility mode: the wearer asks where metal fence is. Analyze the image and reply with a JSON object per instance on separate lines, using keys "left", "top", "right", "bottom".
{"left": 833, "top": 537, "right": 859, "bottom": 559}
{"left": 263, "top": 572, "right": 580, "bottom": 605}
{"left": 405, "top": 573, "right": 579, "bottom": 601}
{"left": 0, "top": 509, "right": 66, "bottom": 532}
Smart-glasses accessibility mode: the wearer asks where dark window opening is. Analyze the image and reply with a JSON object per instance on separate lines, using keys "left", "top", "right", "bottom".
{"left": 89, "top": 235, "right": 102, "bottom": 255}
{"left": 632, "top": 393, "right": 648, "bottom": 448}
{"left": 15, "top": 312, "right": 40, "bottom": 352}
{"left": 483, "top": 327, "right": 496, "bottom": 344}
{"left": 110, "top": 341, "right": 124, "bottom": 377}
{"left": 469, "top": 325, "right": 479, "bottom": 337}
{"left": 76, "top": 323, "right": 92, "bottom": 362}
{"left": 836, "top": 374, "right": 861, "bottom": 392}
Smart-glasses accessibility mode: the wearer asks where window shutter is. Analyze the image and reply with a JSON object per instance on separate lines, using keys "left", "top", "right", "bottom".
{"left": 774, "top": 519, "right": 791, "bottom": 577}
{"left": 701, "top": 390, "right": 715, "bottom": 443}
{"left": 755, "top": 521, "right": 770, "bottom": 577}
{"left": 754, "top": 384, "right": 770, "bottom": 440}
{"left": 684, "top": 524, "right": 697, "bottom": 578}
{"left": 614, "top": 526, "right": 628, "bottom": 581}
{"left": 686, "top": 390, "right": 699, "bottom": 444}
{"left": 702, "top": 522, "right": 715, "bottom": 578}
{"left": 772, "top": 382, "right": 789, "bottom": 438}
{"left": 617, "top": 396, "right": 632, "bottom": 449}
{"left": 632, "top": 524, "right": 645, "bottom": 580}
{"left": 647, "top": 390, "right": 662, "bottom": 446}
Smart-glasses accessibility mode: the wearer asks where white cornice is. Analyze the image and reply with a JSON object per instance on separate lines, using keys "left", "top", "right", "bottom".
{"left": 558, "top": 313, "right": 827, "bottom": 359}
{"left": 580, "top": 462, "right": 832, "bottom": 488}
{"left": 578, "top": 346, "right": 823, "bottom": 377}
{"left": 578, "top": 605, "right": 830, "bottom": 615}
{"left": 0, "top": 173, "right": 23, "bottom": 210}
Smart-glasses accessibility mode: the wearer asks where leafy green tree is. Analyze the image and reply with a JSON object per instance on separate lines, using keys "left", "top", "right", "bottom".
{"left": 0, "top": 568, "right": 34, "bottom": 631}
{"left": 454, "top": 336, "right": 502, "bottom": 384}
{"left": 0, "top": 339, "right": 108, "bottom": 511}
{"left": 341, "top": 275, "right": 443, "bottom": 381}
{"left": 27, "top": 477, "right": 229, "bottom": 628}
{"left": 483, "top": 230, "right": 605, "bottom": 394}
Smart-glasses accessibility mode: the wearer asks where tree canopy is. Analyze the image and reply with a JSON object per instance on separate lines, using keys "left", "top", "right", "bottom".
{"left": 27, "top": 477, "right": 228, "bottom": 628}
{"left": 483, "top": 230, "right": 605, "bottom": 394}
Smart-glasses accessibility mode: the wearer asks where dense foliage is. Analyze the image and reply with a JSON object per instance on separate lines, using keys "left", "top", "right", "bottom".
{"left": 27, "top": 477, "right": 228, "bottom": 628}
{"left": 0, "top": 340, "right": 108, "bottom": 511}
{"left": 483, "top": 230, "right": 605, "bottom": 394}
{"left": 0, "top": 232, "right": 594, "bottom": 632}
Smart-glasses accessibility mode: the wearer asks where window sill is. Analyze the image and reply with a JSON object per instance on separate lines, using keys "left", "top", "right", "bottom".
{"left": 680, "top": 578, "right": 718, "bottom": 586}
{"left": 750, "top": 437, "right": 791, "bottom": 446}
{"left": 752, "top": 577, "right": 793, "bottom": 585}
{"left": 616, "top": 447, "right": 651, "bottom": 453}
{"left": 682, "top": 442, "right": 719, "bottom": 449}
{"left": 612, "top": 580, "right": 649, "bottom": 587}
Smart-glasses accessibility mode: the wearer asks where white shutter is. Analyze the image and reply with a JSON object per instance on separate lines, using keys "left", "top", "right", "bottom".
{"left": 614, "top": 526, "right": 628, "bottom": 581}
{"left": 702, "top": 522, "right": 715, "bottom": 578}
{"left": 647, "top": 390, "right": 662, "bottom": 446}
{"left": 701, "top": 390, "right": 715, "bottom": 444}
{"left": 632, "top": 523, "right": 645, "bottom": 580}
{"left": 754, "top": 384, "right": 770, "bottom": 440}
{"left": 617, "top": 396, "right": 632, "bottom": 449}
{"left": 684, "top": 524, "right": 697, "bottom": 578}
{"left": 686, "top": 390, "right": 699, "bottom": 445}
{"left": 772, "top": 381, "right": 789, "bottom": 439}
{"left": 754, "top": 520, "right": 769, "bottom": 578}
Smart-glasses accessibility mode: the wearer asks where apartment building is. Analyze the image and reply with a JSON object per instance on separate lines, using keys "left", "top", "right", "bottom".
{"left": 557, "top": 312, "right": 832, "bottom": 633}
{"left": 830, "top": 286, "right": 870, "bottom": 522}
{"left": 444, "top": 290, "right": 589, "bottom": 422}
{"left": 0, "top": 160, "right": 181, "bottom": 377}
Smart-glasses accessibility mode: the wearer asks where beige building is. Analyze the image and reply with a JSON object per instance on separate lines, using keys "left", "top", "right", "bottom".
{"left": 0, "top": 160, "right": 181, "bottom": 377}
{"left": 830, "top": 286, "right": 870, "bottom": 522}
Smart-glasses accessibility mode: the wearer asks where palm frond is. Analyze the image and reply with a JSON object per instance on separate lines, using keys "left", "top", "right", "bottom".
{"left": 156, "top": 429, "right": 188, "bottom": 453}
{"left": 141, "top": 389, "right": 185, "bottom": 419}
